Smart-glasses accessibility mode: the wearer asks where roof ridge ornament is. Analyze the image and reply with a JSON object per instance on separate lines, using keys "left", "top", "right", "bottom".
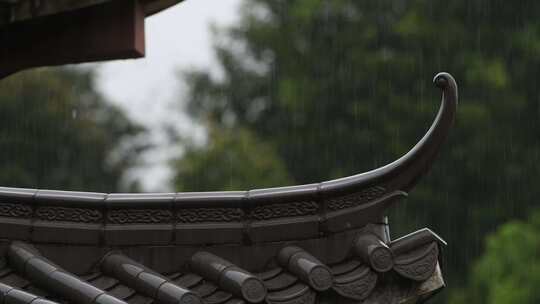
{"left": 320, "top": 72, "right": 458, "bottom": 194}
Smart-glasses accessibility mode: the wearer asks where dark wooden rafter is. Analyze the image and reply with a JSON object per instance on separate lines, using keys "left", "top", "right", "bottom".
{"left": 141, "top": 0, "right": 182, "bottom": 16}
{"left": 0, "top": 0, "right": 187, "bottom": 79}
{"left": 1, "top": 0, "right": 182, "bottom": 24}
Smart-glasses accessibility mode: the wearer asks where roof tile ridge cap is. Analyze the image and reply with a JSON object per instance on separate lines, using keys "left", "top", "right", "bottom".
{"left": 7, "top": 242, "right": 128, "bottom": 304}
{"left": 390, "top": 228, "right": 447, "bottom": 249}
{"left": 101, "top": 253, "right": 201, "bottom": 304}
{"left": 0, "top": 281, "right": 60, "bottom": 304}
{"left": 0, "top": 74, "right": 456, "bottom": 207}
{"left": 277, "top": 246, "right": 333, "bottom": 292}
{"left": 190, "top": 251, "right": 267, "bottom": 303}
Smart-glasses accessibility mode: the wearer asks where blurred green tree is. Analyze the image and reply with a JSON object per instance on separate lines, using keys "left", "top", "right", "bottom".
{"left": 174, "top": 126, "right": 292, "bottom": 191}
{"left": 173, "top": 0, "right": 540, "bottom": 301}
{"left": 450, "top": 211, "right": 540, "bottom": 304}
{"left": 0, "top": 68, "right": 147, "bottom": 192}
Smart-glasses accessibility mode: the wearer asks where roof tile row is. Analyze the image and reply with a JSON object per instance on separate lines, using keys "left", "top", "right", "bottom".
{"left": 0, "top": 228, "right": 445, "bottom": 304}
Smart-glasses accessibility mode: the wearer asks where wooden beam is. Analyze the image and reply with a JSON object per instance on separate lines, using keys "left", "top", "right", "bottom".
{"left": 1, "top": 0, "right": 184, "bottom": 25}
{"left": 5, "top": 0, "right": 111, "bottom": 25}
{"left": 0, "top": 0, "right": 145, "bottom": 78}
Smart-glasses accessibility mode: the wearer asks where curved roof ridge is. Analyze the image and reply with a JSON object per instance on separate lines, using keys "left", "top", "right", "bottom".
{"left": 0, "top": 72, "right": 458, "bottom": 208}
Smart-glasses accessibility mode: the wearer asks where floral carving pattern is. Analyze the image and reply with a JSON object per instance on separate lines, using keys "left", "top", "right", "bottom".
{"left": 0, "top": 203, "right": 32, "bottom": 218}
{"left": 394, "top": 243, "right": 438, "bottom": 281}
{"left": 177, "top": 208, "right": 244, "bottom": 223}
{"left": 36, "top": 207, "right": 102, "bottom": 223}
{"left": 108, "top": 209, "right": 172, "bottom": 224}
{"left": 242, "top": 278, "right": 267, "bottom": 302}
{"left": 249, "top": 201, "right": 319, "bottom": 221}
{"left": 326, "top": 186, "right": 386, "bottom": 211}
{"left": 333, "top": 269, "right": 377, "bottom": 300}
{"left": 371, "top": 247, "right": 394, "bottom": 272}
{"left": 310, "top": 267, "right": 333, "bottom": 290}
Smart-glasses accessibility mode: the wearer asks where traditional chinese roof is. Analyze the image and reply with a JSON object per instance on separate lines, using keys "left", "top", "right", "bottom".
{"left": 0, "top": 73, "right": 458, "bottom": 304}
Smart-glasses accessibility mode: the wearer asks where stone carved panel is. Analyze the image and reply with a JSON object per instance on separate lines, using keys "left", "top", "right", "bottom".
{"left": 177, "top": 208, "right": 244, "bottom": 223}
{"left": 249, "top": 201, "right": 318, "bottom": 221}
{"left": 0, "top": 203, "right": 32, "bottom": 218}
{"left": 326, "top": 186, "right": 386, "bottom": 211}
{"left": 36, "top": 206, "right": 102, "bottom": 223}
{"left": 108, "top": 209, "right": 172, "bottom": 224}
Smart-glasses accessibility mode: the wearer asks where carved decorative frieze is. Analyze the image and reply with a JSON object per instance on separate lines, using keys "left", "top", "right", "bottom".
{"left": 0, "top": 203, "right": 32, "bottom": 218}
{"left": 326, "top": 186, "right": 386, "bottom": 211}
{"left": 107, "top": 209, "right": 172, "bottom": 224}
{"left": 35, "top": 206, "right": 102, "bottom": 223}
{"left": 249, "top": 201, "right": 318, "bottom": 221}
{"left": 177, "top": 208, "right": 244, "bottom": 223}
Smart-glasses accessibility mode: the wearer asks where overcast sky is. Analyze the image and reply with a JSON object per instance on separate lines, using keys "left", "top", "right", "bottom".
{"left": 93, "top": 0, "right": 242, "bottom": 191}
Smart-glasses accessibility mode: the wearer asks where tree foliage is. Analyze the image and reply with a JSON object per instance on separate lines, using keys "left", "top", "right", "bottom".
{"left": 0, "top": 68, "right": 146, "bottom": 192}
{"left": 450, "top": 211, "right": 540, "bottom": 304}
{"left": 174, "top": 0, "right": 540, "bottom": 301}
{"left": 174, "top": 126, "right": 292, "bottom": 191}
